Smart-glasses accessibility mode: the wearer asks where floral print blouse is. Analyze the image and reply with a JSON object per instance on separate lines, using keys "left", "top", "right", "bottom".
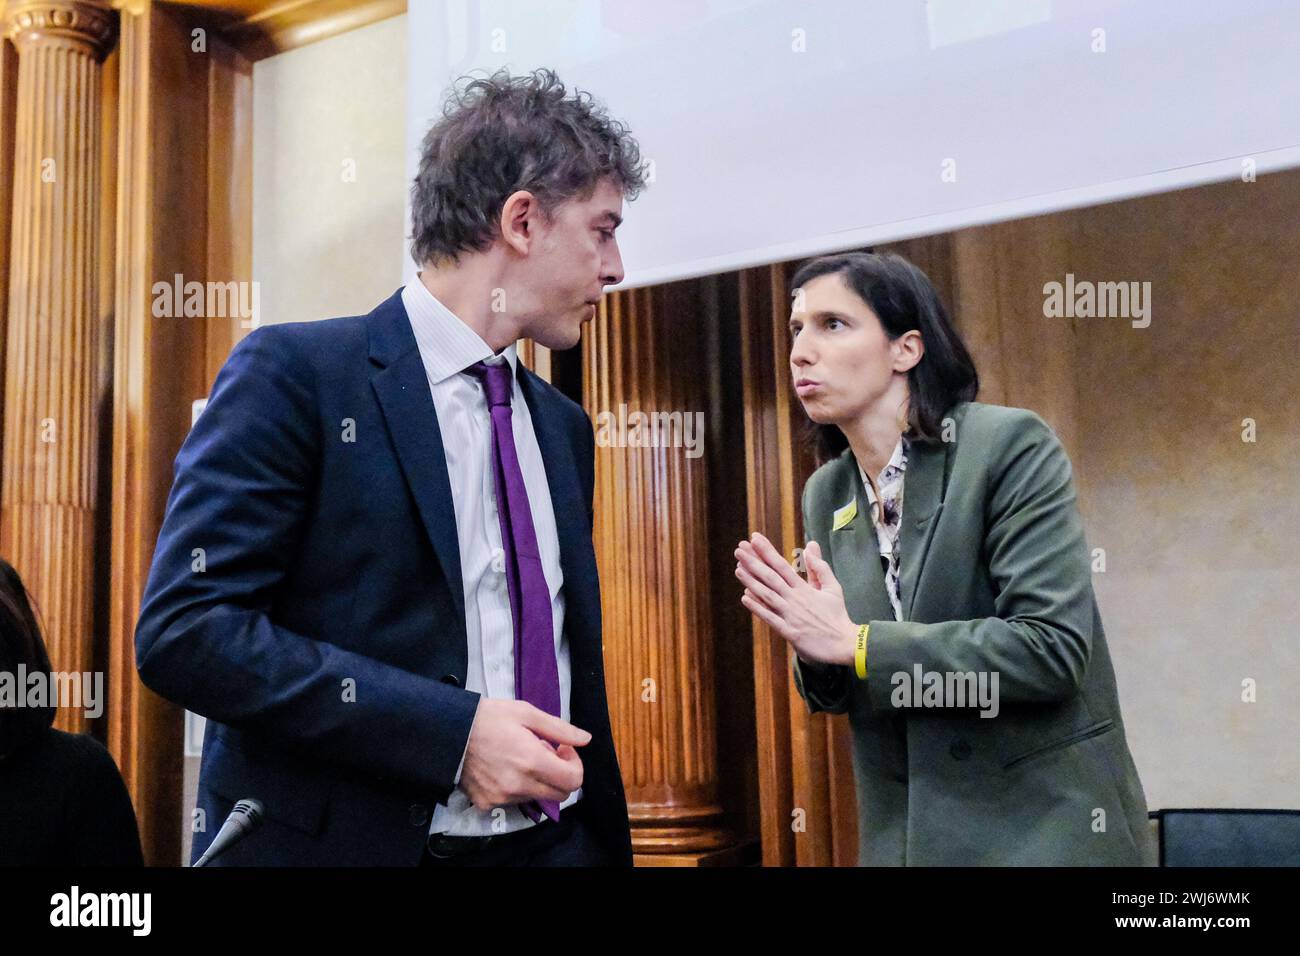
{"left": 857, "top": 434, "right": 910, "bottom": 622}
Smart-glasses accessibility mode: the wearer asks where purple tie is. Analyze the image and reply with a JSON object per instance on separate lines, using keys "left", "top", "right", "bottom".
{"left": 468, "top": 359, "right": 563, "bottom": 823}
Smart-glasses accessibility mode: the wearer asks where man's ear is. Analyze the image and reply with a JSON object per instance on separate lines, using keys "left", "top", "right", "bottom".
{"left": 894, "top": 329, "right": 925, "bottom": 373}
{"left": 499, "top": 189, "right": 540, "bottom": 256}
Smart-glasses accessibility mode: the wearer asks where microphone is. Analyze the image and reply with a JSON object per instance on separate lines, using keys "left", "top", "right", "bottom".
{"left": 192, "top": 799, "right": 264, "bottom": 867}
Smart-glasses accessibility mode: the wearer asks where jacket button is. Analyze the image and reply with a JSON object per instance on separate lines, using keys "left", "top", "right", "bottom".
{"left": 440, "top": 674, "right": 462, "bottom": 688}
{"left": 950, "top": 739, "right": 972, "bottom": 761}
{"left": 409, "top": 804, "right": 429, "bottom": 827}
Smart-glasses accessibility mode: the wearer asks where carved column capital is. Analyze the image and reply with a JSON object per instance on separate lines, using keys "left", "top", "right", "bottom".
{"left": 3, "top": 0, "right": 117, "bottom": 59}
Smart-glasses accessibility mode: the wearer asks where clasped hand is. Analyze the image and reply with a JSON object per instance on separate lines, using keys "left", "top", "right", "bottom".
{"left": 460, "top": 699, "right": 588, "bottom": 811}
{"left": 735, "top": 533, "right": 857, "bottom": 667}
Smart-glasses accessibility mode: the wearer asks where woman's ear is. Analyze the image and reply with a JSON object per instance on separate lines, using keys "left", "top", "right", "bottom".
{"left": 893, "top": 329, "right": 925, "bottom": 373}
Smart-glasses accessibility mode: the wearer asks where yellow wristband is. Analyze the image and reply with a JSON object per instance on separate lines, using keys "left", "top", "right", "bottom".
{"left": 854, "top": 623, "right": 870, "bottom": 680}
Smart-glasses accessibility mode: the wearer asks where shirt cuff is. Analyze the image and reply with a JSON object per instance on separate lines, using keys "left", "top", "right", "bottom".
{"left": 453, "top": 702, "right": 481, "bottom": 787}
{"left": 453, "top": 743, "right": 467, "bottom": 786}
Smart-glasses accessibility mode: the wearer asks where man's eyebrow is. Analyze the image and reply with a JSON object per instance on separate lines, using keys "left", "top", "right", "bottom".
{"left": 596, "top": 211, "right": 623, "bottom": 228}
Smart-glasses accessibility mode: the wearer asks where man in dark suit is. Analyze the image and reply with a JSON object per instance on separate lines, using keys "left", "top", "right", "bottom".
{"left": 134, "top": 69, "right": 647, "bottom": 866}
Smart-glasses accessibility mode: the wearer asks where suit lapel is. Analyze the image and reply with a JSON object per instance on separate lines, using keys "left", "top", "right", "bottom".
{"left": 825, "top": 434, "right": 950, "bottom": 625}
{"left": 898, "top": 437, "right": 948, "bottom": 620}
{"left": 367, "top": 291, "right": 466, "bottom": 628}
{"left": 826, "top": 455, "right": 895, "bottom": 626}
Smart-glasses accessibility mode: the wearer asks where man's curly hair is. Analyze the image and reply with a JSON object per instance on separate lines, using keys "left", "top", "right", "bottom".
{"left": 409, "top": 68, "right": 647, "bottom": 266}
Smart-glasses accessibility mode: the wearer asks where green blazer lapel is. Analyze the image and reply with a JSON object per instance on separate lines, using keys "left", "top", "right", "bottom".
{"left": 898, "top": 437, "right": 948, "bottom": 621}
{"left": 825, "top": 453, "right": 895, "bottom": 626}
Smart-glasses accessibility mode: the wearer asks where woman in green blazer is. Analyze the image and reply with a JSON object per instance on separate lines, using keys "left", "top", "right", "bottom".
{"left": 735, "top": 251, "right": 1154, "bottom": 866}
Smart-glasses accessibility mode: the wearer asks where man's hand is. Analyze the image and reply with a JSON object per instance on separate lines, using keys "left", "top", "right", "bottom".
{"left": 459, "top": 699, "right": 589, "bottom": 812}
{"left": 735, "top": 533, "right": 857, "bottom": 666}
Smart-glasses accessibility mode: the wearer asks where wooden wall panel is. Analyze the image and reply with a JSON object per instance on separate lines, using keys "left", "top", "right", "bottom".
{"left": 107, "top": 0, "right": 253, "bottom": 866}
{"left": 703, "top": 273, "right": 763, "bottom": 861}
{"left": 516, "top": 339, "right": 551, "bottom": 380}
{"left": 943, "top": 220, "right": 1080, "bottom": 455}
{"left": 739, "top": 261, "right": 861, "bottom": 865}
{"left": 739, "top": 264, "right": 797, "bottom": 866}
{"left": 94, "top": 20, "right": 118, "bottom": 753}
{"left": 0, "top": 37, "right": 16, "bottom": 476}
{"left": 203, "top": 31, "right": 253, "bottom": 382}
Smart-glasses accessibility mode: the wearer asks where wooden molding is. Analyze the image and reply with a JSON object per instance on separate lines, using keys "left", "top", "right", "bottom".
{"left": 236, "top": 0, "right": 404, "bottom": 60}
{"left": 163, "top": 0, "right": 406, "bottom": 61}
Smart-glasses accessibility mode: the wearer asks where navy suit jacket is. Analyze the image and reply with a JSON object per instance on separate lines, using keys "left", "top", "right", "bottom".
{"left": 135, "top": 289, "right": 632, "bottom": 866}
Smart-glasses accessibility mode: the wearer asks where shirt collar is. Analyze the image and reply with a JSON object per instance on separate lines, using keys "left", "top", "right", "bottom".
{"left": 857, "top": 434, "right": 910, "bottom": 504}
{"left": 401, "top": 274, "right": 518, "bottom": 385}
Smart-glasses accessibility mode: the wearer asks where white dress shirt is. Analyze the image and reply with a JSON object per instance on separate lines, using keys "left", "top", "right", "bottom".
{"left": 400, "top": 277, "right": 579, "bottom": 836}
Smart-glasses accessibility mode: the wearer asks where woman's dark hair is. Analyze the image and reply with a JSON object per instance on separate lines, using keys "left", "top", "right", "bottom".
{"left": 790, "top": 251, "right": 979, "bottom": 463}
{"left": 0, "top": 557, "right": 56, "bottom": 759}
{"left": 410, "top": 68, "right": 648, "bottom": 266}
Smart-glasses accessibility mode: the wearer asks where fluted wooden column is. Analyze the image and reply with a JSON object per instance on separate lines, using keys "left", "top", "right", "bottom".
{"left": 1, "top": 0, "right": 116, "bottom": 733}
{"left": 584, "top": 283, "right": 734, "bottom": 861}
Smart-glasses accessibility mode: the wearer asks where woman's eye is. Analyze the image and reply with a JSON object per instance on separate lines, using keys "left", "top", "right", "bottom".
{"left": 825, "top": 317, "right": 843, "bottom": 331}
{"left": 598, "top": 229, "right": 614, "bottom": 241}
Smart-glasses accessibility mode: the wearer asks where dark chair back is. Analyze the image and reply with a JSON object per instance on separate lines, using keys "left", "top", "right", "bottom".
{"left": 1150, "top": 809, "right": 1300, "bottom": 866}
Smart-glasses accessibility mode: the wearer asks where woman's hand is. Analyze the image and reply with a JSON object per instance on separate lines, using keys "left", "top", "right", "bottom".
{"left": 735, "top": 533, "right": 857, "bottom": 667}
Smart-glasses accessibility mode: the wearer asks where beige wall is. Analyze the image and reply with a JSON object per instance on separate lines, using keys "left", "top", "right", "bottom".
{"left": 947, "top": 168, "right": 1300, "bottom": 811}
{"left": 251, "top": 13, "right": 408, "bottom": 327}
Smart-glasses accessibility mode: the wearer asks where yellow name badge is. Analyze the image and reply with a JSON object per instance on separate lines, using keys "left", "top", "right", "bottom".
{"left": 832, "top": 499, "right": 858, "bottom": 531}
